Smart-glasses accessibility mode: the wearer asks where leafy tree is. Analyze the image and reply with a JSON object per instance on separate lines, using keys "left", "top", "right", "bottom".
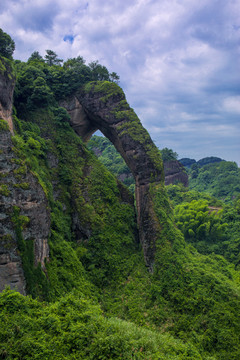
{"left": 109, "top": 71, "right": 120, "bottom": 83}
{"left": 0, "top": 28, "right": 15, "bottom": 59}
{"left": 27, "top": 51, "right": 44, "bottom": 63}
{"left": 43, "top": 65, "right": 66, "bottom": 99}
{"left": 189, "top": 161, "right": 240, "bottom": 202}
{"left": 63, "top": 56, "right": 86, "bottom": 69}
{"left": 30, "top": 76, "right": 54, "bottom": 107}
{"left": 160, "top": 147, "right": 178, "bottom": 161}
{"left": 89, "top": 60, "right": 110, "bottom": 81}
{"left": 14, "top": 64, "right": 45, "bottom": 114}
{"left": 190, "top": 163, "right": 199, "bottom": 179}
{"left": 174, "top": 199, "right": 227, "bottom": 243}
{"left": 44, "top": 50, "right": 63, "bottom": 66}
{"left": 166, "top": 183, "right": 222, "bottom": 207}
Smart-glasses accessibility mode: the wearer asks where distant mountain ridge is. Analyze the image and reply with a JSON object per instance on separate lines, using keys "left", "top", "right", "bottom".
{"left": 179, "top": 156, "right": 224, "bottom": 168}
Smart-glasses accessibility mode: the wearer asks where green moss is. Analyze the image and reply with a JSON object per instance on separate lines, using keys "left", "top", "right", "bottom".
{"left": 13, "top": 164, "right": 28, "bottom": 180}
{"left": 0, "top": 234, "right": 15, "bottom": 250}
{"left": 13, "top": 182, "right": 30, "bottom": 190}
{"left": 83, "top": 81, "right": 163, "bottom": 176}
{"left": 0, "top": 119, "right": 9, "bottom": 132}
{"left": 84, "top": 80, "right": 124, "bottom": 95}
{"left": 0, "top": 56, "right": 16, "bottom": 79}
{"left": 10, "top": 110, "right": 99, "bottom": 300}
{"left": 0, "top": 58, "right": 6, "bottom": 74}
{"left": 116, "top": 110, "right": 163, "bottom": 174}
{"left": 0, "top": 184, "right": 10, "bottom": 196}
{"left": 84, "top": 81, "right": 125, "bottom": 103}
{"left": 11, "top": 206, "right": 49, "bottom": 299}
{"left": 10, "top": 158, "right": 24, "bottom": 165}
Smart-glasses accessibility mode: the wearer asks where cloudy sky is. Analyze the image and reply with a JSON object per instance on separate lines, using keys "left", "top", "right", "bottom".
{"left": 1, "top": 0, "right": 240, "bottom": 164}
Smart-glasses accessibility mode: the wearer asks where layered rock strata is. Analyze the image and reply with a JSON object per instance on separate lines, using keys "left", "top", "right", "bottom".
{"left": 164, "top": 160, "right": 188, "bottom": 187}
{"left": 0, "top": 58, "right": 50, "bottom": 293}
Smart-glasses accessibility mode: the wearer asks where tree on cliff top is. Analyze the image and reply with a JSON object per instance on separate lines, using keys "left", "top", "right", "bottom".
{"left": 0, "top": 28, "right": 15, "bottom": 59}
{"left": 28, "top": 51, "right": 45, "bottom": 63}
{"left": 44, "top": 50, "right": 63, "bottom": 66}
{"left": 160, "top": 147, "right": 178, "bottom": 161}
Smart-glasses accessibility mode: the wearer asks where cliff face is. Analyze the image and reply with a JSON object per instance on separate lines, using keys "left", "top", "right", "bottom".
{"left": 62, "top": 81, "right": 165, "bottom": 270}
{"left": 1, "top": 68, "right": 173, "bottom": 288}
{"left": 0, "top": 57, "right": 15, "bottom": 132}
{"left": 0, "top": 58, "right": 50, "bottom": 294}
{"left": 164, "top": 160, "right": 188, "bottom": 186}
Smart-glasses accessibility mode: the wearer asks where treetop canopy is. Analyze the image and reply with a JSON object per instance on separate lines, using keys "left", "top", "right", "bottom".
{"left": 0, "top": 28, "right": 15, "bottom": 59}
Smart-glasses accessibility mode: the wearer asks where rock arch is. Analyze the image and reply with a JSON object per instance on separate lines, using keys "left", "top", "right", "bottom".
{"left": 61, "top": 81, "right": 165, "bottom": 270}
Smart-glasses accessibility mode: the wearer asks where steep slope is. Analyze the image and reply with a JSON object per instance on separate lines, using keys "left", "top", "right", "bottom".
{"left": 0, "top": 53, "right": 240, "bottom": 359}
{"left": 0, "top": 56, "right": 15, "bottom": 132}
{"left": 0, "top": 57, "right": 50, "bottom": 294}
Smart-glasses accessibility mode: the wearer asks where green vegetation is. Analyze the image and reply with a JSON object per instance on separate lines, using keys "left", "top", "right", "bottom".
{"left": 0, "top": 288, "right": 204, "bottom": 360}
{"left": 174, "top": 199, "right": 226, "bottom": 243}
{"left": 161, "top": 147, "right": 178, "bottom": 161}
{"left": 10, "top": 104, "right": 138, "bottom": 300}
{"left": 188, "top": 160, "right": 240, "bottom": 202}
{"left": 0, "top": 28, "right": 15, "bottom": 59}
{"left": 14, "top": 51, "right": 120, "bottom": 117}
{"left": 0, "top": 119, "right": 9, "bottom": 131}
{"left": 0, "top": 31, "right": 240, "bottom": 359}
{"left": 87, "top": 135, "right": 179, "bottom": 189}
{"left": 11, "top": 205, "right": 50, "bottom": 299}
{"left": 0, "top": 183, "right": 10, "bottom": 196}
{"left": 84, "top": 80, "right": 123, "bottom": 102}
{"left": 168, "top": 185, "right": 240, "bottom": 269}
{"left": 88, "top": 135, "right": 134, "bottom": 187}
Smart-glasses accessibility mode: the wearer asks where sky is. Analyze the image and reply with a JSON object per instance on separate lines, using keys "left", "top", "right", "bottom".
{"left": 1, "top": 0, "right": 240, "bottom": 164}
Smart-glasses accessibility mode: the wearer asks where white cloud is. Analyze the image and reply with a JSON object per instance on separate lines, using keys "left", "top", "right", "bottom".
{"left": 223, "top": 96, "right": 240, "bottom": 114}
{"left": 0, "top": 0, "right": 240, "bottom": 164}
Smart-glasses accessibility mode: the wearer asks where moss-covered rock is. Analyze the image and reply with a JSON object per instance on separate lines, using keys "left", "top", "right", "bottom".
{"left": 60, "top": 81, "right": 165, "bottom": 269}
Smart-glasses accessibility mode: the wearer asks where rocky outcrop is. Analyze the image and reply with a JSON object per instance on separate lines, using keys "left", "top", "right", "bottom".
{"left": 0, "top": 58, "right": 50, "bottom": 293}
{"left": 0, "top": 57, "right": 15, "bottom": 132}
{"left": 164, "top": 160, "right": 188, "bottom": 187}
{"left": 63, "top": 81, "right": 165, "bottom": 270}
{"left": 0, "top": 125, "right": 51, "bottom": 293}
{"left": 60, "top": 96, "right": 98, "bottom": 142}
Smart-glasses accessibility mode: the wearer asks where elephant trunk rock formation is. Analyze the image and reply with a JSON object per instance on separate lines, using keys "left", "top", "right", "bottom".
{"left": 62, "top": 81, "right": 165, "bottom": 270}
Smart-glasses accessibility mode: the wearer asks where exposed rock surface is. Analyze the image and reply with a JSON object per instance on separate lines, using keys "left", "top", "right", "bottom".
{"left": 0, "top": 125, "right": 51, "bottom": 293}
{"left": 63, "top": 82, "right": 165, "bottom": 270}
{"left": 60, "top": 96, "right": 98, "bottom": 141}
{"left": 0, "top": 57, "right": 15, "bottom": 132}
{"left": 0, "top": 58, "right": 50, "bottom": 293}
{"left": 164, "top": 160, "right": 188, "bottom": 187}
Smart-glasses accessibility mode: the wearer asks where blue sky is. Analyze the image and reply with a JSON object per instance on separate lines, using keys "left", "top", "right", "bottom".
{"left": 1, "top": 0, "right": 240, "bottom": 164}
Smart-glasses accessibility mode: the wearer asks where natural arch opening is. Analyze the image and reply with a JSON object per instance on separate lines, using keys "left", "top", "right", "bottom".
{"left": 87, "top": 133, "right": 134, "bottom": 190}
{"left": 61, "top": 81, "right": 165, "bottom": 271}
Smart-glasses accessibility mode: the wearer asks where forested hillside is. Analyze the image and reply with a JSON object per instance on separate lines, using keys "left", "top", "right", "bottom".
{"left": 88, "top": 135, "right": 240, "bottom": 268}
{"left": 188, "top": 161, "right": 240, "bottom": 202}
{"left": 0, "top": 29, "right": 240, "bottom": 359}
